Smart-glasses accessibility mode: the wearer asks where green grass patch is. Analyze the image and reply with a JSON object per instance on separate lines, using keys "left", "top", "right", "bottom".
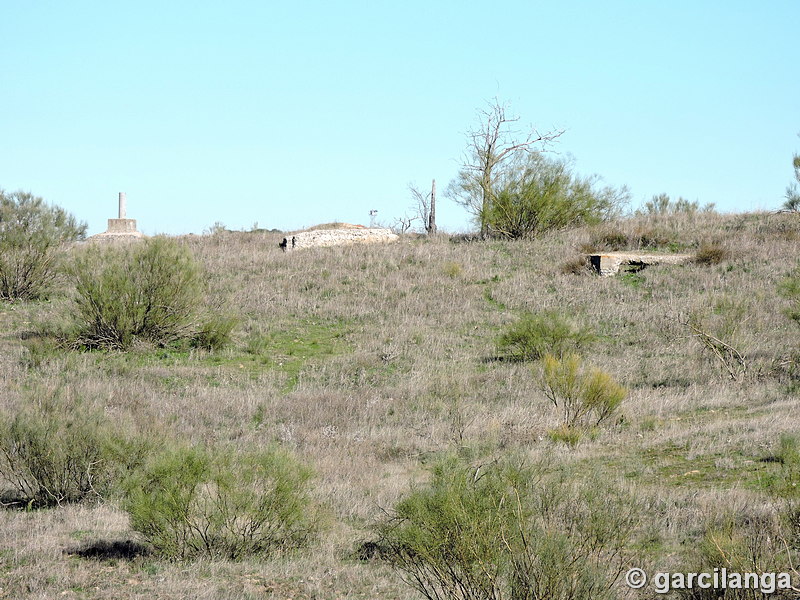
{"left": 59, "top": 317, "right": 354, "bottom": 392}
{"left": 619, "top": 267, "right": 646, "bottom": 289}
{"left": 585, "top": 441, "right": 781, "bottom": 492}
{"left": 242, "top": 317, "right": 353, "bottom": 389}
{"left": 482, "top": 287, "right": 507, "bottom": 311}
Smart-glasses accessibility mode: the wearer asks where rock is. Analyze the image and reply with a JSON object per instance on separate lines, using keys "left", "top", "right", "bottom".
{"left": 280, "top": 227, "right": 398, "bottom": 251}
{"left": 587, "top": 251, "right": 693, "bottom": 276}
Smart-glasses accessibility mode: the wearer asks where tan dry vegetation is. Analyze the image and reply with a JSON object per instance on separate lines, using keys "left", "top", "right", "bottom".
{"left": 1, "top": 212, "right": 799, "bottom": 598}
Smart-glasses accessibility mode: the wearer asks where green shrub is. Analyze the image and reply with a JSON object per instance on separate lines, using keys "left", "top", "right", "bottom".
{"left": 0, "top": 395, "right": 149, "bottom": 508}
{"left": 678, "top": 511, "right": 797, "bottom": 599}
{"left": 637, "top": 193, "right": 715, "bottom": 216}
{"left": 770, "top": 434, "right": 800, "bottom": 499}
{"left": 779, "top": 266, "right": 800, "bottom": 325}
{"left": 584, "top": 227, "right": 628, "bottom": 251}
{"left": 778, "top": 434, "right": 800, "bottom": 467}
{"left": 378, "top": 456, "right": 637, "bottom": 600}
{"left": 633, "top": 226, "right": 677, "bottom": 250}
{"left": 559, "top": 255, "right": 592, "bottom": 275}
{"left": 191, "top": 314, "right": 238, "bottom": 351}
{"left": 693, "top": 242, "right": 730, "bottom": 265}
{"left": 0, "top": 189, "right": 86, "bottom": 301}
{"left": 581, "top": 224, "right": 682, "bottom": 253}
{"left": 547, "top": 423, "right": 584, "bottom": 447}
{"left": 68, "top": 237, "right": 232, "bottom": 351}
{"left": 123, "top": 444, "right": 320, "bottom": 560}
{"left": 483, "top": 153, "right": 628, "bottom": 239}
{"left": 540, "top": 353, "right": 626, "bottom": 431}
{"left": 496, "top": 311, "right": 595, "bottom": 362}
{"left": 442, "top": 261, "right": 463, "bottom": 278}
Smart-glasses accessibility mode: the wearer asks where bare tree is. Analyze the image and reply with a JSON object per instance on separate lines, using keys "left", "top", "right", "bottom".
{"left": 447, "top": 98, "right": 564, "bottom": 236}
{"left": 409, "top": 179, "right": 437, "bottom": 235}
{"left": 391, "top": 213, "right": 418, "bottom": 235}
{"left": 428, "top": 179, "right": 436, "bottom": 235}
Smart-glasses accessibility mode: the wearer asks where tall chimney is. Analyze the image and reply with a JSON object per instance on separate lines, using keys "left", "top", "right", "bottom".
{"left": 118, "top": 192, "right": 127, "bottom": 219}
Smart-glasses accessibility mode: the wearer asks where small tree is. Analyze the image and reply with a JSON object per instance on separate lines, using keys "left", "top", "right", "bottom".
{"left": 0, "top": 189, "right": 86, "bottom": 301}
{"left": 540, "top": 353, "right": 626, "bottom": 430}
{"left": 447, "top": 99, "right": 563, "bottom": 236}
{"left": 484, "top": 153, "right": 628, "bottom": 239}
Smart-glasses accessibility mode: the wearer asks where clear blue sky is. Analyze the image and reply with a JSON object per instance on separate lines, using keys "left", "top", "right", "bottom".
{"left": 2, "top": 1, "right": 797, "bottom": 235}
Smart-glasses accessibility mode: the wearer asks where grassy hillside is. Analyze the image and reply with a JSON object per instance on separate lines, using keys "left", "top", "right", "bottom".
{"left": 1, "top": 211, "right": 799, "bottom": 599}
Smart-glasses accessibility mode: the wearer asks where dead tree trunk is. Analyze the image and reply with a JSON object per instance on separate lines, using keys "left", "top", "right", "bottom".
{"left": 428, "top": 179, "right": 437, "bottom": 235}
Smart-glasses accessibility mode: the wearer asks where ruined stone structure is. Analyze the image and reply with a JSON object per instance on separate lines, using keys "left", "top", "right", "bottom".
{"left": 89, "top": 193, "right": 144, "bottom": 241}
{"left": 588, "top": 251, "right": 693, "bottom": 276}
{"left": 280, "top": 226, "right": 398, "bottom": 251}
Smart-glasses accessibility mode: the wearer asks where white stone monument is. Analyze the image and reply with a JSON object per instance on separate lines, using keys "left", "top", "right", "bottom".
{"left": 89, "top": 192, "right": 144, "bottom": 240}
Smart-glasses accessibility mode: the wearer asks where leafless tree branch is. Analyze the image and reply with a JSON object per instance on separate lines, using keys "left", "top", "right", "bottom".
{"left": 447, "top": 98, "right": 564, "bottom": 236}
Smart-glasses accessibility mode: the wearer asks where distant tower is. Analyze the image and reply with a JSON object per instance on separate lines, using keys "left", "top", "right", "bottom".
{"left": 369, "top": 209, "right": 378, "bottom": 228}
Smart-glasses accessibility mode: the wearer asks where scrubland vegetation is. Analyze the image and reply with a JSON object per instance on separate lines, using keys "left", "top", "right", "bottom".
{"left": 0, "top": 202, "right": 799, "bottom": 599}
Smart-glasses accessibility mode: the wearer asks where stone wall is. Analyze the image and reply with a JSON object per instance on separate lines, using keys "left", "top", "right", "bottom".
{"left": 588, "top": 251, "right": 693, "bottom": 276}
{"left": 88, "top": 218, "right": 144, "bottom": 242}
{"left": 280, "top": 228, "right": 399, "bottom": 251}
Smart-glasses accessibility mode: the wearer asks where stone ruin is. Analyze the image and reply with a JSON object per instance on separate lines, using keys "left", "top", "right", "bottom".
{"left": 88, "top": 193, "right": 144, "bottom": 242}
{"left": 587, "top": 251, "right": 693, "bottom": 276}
{"left": 280, "top": 224, "right": 399, "bottom": 251}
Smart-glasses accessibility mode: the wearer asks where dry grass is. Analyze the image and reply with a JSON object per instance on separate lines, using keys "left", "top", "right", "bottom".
{"left": 0, "top": 212, "right": 799, "bottom": 598}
